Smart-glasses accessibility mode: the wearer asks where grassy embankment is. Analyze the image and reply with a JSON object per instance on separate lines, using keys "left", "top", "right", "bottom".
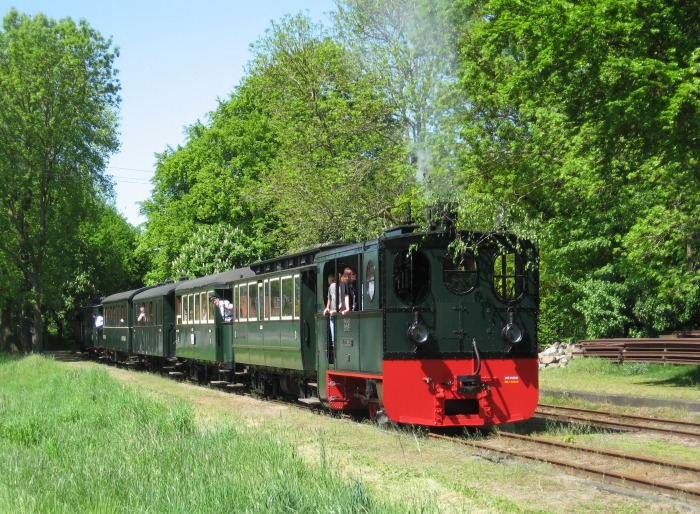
{"left": 540, "top": 356, "right": 700, "bottom": 402}
{"left": 0, "top": 354, "right": 413, "bottom": 513}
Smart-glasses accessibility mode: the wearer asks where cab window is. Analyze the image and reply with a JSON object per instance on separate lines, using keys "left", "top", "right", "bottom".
{"left": 493, "top": 251, "right": 525, "bottom": 302}
{"left": 444, "top": 249, "right": 478, "bottom": 294}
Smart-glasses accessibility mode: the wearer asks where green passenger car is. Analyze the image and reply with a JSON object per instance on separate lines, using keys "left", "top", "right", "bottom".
{"left": 173, "top": 268, "right": 256, "bottom": 381}
{"left": 101, "top": 286, "right": 153, "bottom": 362}
{"left": 231, "top": 248, "right": 340, "bottom": 397}
{"left": 132, "top": 281, "right": 178, "bottom": 365}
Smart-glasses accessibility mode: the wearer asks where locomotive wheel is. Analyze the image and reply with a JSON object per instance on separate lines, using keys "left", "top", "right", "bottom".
{"left": 368, "top": 401, "right": 379, "bottom": 421}
{"left": 368, "top": 402, "right": 389, "bottom": 425}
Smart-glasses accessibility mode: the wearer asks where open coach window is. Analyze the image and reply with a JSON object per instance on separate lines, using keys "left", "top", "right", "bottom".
{"left": 393, "top": 251, "right": 430, "bottom": 305}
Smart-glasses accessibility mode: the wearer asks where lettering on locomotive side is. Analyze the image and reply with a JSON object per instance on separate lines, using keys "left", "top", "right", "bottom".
{"left": 504, "top": 376, "right": 520, "bottom": 384}
{"left": 341, "top": 338, "right": 353, "bottom": 347}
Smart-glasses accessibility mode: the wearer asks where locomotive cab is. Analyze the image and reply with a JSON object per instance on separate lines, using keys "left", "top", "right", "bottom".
{"left": 314, "top": 226, "right": 539, "bottom": 427}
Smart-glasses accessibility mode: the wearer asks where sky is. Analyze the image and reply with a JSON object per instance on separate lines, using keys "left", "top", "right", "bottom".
{"left": 2, "top": 0, "right": 336, "bottom": 225}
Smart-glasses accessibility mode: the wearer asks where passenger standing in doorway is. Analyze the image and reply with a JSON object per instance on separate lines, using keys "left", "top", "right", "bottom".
{"left": 323, "top": 273, "right": 338, "bottom": 344}
{"left": 340, "top": 268, "right": 357, "bottom": 315}
{"left": 95, "top": 312, "right": 104, "bottom": 340}
{"left": 350, "top": 269, "right": 359, "bottom": 311}
{"left": 210, "top": 295, "right": 234, "bottom": 323}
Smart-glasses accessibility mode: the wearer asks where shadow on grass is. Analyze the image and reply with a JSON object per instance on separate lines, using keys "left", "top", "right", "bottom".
{"left": 635, "top": 366, "right": 700, "bottom": 388}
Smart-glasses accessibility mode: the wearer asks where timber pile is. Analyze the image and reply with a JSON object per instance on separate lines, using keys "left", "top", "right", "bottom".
{"left": 580, "top": 338, "right": 700, "bottom": 365}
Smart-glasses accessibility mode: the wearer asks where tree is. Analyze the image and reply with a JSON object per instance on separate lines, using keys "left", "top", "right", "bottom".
{"left": 453, "top": 0, "right": 700, "bottom": 339}
{"left": 139, "top": 78, "right": 277, "bottom": 282}
{"left": 171, "top": 224, "right": 265, "bottom": 279}
{"left": 247, "top": 13, "right": 411, "bottom": 248}
{"left": 0, "top": 10, "right": 120, "bottom": 352}
{"left": 332, "top": 0, "right": 468, "bottom": 208}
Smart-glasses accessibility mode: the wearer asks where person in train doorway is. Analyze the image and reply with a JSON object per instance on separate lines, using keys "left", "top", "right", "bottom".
{"left": 340, "top": 267, "right": 358, "bottom": 315}
{"left": 94, "top": 311, "right": 104, "bottom": 340}
{"left": 322, "top": 273, "right": 338, "bottom": 355}
{"left": 210, "top": 295, "right": 234, "bottom": 323}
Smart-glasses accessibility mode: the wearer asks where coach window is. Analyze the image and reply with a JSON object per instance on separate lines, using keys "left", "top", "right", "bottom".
{"left": 206, "top": 291, "right": 214, "bottom": 322}
{"left": 263, "top": 280, "right": 270, "bottom": 320}
{"left": 183, "top": 295, "right": 189, "bottom": 324}
{"left": 149, "top": 302, "right": 155, "bottom": 326}
{"left": 281, "top": 276, "right": 293, "bottom": 319}
{"left": 366, "top": 261, "right": 375, "bottom": 302}
{"left": 444, "top": 249, "right": 478, "bottom": 295}
{"left": 393, "top": 251, "right": 430, "bottom": 305}
{"left": 239, "top": 286, "right": 248, "bottom": 319}
{"left": 493, "top": 250, "right": 525, "bottom": 302}
{"left": 120, "top": 305, "right": 126, "bottom": 325}
{"left": 294, "top": 275, "right": 301, "bottom": 319}
{"left": 270, "top": 278, "right": 281, "bottom": 319}
{"left": 247, "top": 283, "right": 258, "bottom": 321}
{"left": 197, "top": 292, "right": 205, "bottom": 322}
{"left": 258, "top": 283, "right": 264, "bottom": 321}
{"left": 176, "top": 296, "right": 182, "bottom": 324}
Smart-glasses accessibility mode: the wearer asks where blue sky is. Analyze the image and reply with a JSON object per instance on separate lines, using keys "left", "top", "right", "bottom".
{"left": 2, "top": 1, "right": 335, "bottom": 225}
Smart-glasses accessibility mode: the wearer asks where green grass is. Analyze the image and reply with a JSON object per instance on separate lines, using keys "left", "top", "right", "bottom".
{"left": 540, "top": 357, "right": 700, "bottom": 401}
{"left": 0, "top": 355, "right": 418, "bottom": 513}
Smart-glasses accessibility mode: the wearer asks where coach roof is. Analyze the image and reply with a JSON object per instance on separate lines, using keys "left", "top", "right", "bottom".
{"left": 174, "top": 267, "right": 256, "bottom": 293}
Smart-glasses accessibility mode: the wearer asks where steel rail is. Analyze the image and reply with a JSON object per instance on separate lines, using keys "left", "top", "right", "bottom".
{"left": 498, "top": 432, "right": 700, "bottom": 473}
{"left": 536, "top": 405, "right": 700, "bottom": 439}
{"left": 428, "top": 433, "right": 700, "bottom": 502}
{"left": 539, "top": 403, "right": 700, "bottom": 428}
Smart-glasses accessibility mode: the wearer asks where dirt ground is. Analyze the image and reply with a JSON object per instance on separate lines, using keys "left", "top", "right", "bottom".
{"left": 60, "top": 353, "right": 699, "bottom": 514}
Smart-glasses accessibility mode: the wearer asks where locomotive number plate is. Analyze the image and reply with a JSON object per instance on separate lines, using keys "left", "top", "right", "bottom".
{"left": 340, "top": 338, "right": 353, "bottom": 347}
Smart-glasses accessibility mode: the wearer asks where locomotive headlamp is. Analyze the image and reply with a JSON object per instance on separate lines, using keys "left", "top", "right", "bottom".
{"left": 407, "top": 311, "right": 429, "bottom": 345}
{"left": 501, "top": 308, "right": 523, "bottom": 344}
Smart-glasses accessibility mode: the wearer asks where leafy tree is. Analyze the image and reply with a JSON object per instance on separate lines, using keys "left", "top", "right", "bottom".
{"left": 332, "top": 0, "right": 467, "bottom": 213}
{"left": 171, "top": 224, "right": 265, "bottom": 278}
{"left": 453, "top": 0, "right": 700, "bottom": 339}
{"left": 0, "top": 10, "right": 120, "bottom": 351}
{"left": 139, "top": 79, "right": 278, "bottom": 282}
{"left": 247, "top": 14, "right": 411, "bottom": 248}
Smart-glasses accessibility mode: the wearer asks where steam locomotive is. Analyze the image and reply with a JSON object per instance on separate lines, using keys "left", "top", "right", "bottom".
{"left": 79, "top": 219, "right": 539, "bottom": 427}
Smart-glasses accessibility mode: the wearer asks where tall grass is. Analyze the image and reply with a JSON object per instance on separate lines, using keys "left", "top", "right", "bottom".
{"left": 0, "top": 355, "right": 411, "bottom": 513}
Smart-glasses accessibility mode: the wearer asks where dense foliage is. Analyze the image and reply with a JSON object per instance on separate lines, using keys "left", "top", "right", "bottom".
{"left": 452, "top": 0, "right": 700, "bottom": 340}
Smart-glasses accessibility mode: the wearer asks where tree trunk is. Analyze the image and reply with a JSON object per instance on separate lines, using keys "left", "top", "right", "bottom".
{"left": 20, "top": 304, "right": 32, "bottom": 354}
{"left": 32, "top": 302, "right": 44, "bottom": 353}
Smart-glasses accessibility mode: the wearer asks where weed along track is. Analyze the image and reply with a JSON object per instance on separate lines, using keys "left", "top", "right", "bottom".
{"left": 428, "top": 432, "right": 700, "bottom": 505}
{"left": 535, "top": 404, "right": 700, "bottom": 439}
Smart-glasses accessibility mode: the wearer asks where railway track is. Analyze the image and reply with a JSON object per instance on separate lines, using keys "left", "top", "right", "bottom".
{"left": 429, "top": 431, "right": 700, "bottom": 505}
{"left": 535, "top": 403, "right": 700, "bottom": 439}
